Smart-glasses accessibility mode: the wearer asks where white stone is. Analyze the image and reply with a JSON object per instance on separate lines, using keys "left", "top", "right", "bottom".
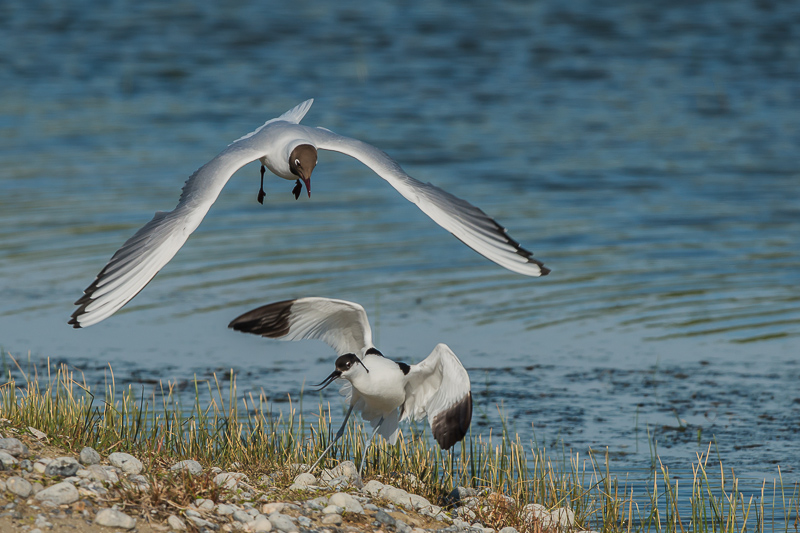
{"left": 45, "top": 457, "right": 81, "bottom": 478}
{"left": 288, "top": 472, "right": 315, "bottom": 490}
{"left": 0, "top": 450, "right": 18, "bottom": 468}
{"left": 129, "top": 474, "right": 151, "bottom": 492}
{"left": 362, "top": 479, "right": 385, "bottom": 496}
{"left": 171, "top": 460, "right": 203, "bottom": 475}
{"left": 217, "top": 503, "right": 236, "bottom": 516}
{"left": 87, "top": 464, "right": 110, "bottom": 482}
{"left": 108, "top": 452, "right": 143, "bottom": 475}
{"left": 380, "top": 485, "right": 413, "bottom": 506}
{"left": 95, "top": 508, "right": 136, "bottom": 529}
{"left": 34, "top": 482, "right": 79, "bottom": 505}
{"left": 321, "top": 514, "right": 342, "bottom": 526}
{"left": 214, "top": 472, "right": 248, "bottom": 489}
{"left": 268, "top": 512, "right": 298, "bottom": 532}
{"left": 551, "top": 507, "right": 576, "bottom": 529}
{"left": 522, "top": 503, "right": 553, "bottom": 528}
{"left": 167, "top": 514, "right": 187, "bottom": 531}
{"left": 33, "top": 461, "right": 48, "bottom": 474}
{"left": 188, "top": 516, "right": 216, "bottom": 529}
{"left": 328, "top": 492, "right": 363, "bottom": 513}
{"left": 28, "top": 427, "right": 47, "bottom": 440}
{"left": 34, "top": 515, "right": 52, "bottom": 529}
{"left": 499, "top": 527, "right": 519, "bottom": 533}
{"left": 261, "top": 502, "right": 285, "bottom": 514}
{"left": 0, "top": 437, "right": 28, "bottom": 457}
{"left": 304, "top": 497, "right": 327, "bottom": 510}
{"left": 253, "top": 516, "right": 273, "bottom": 532}
{"left": 322, "top": 505, "right": 343, "bottom": 515}
{"left": 320, "top": 461, "right": 361, "bottom": 486}
{"left": 196, "top": 498, "right": 215, "bottom": 511}
{"left": 80, "top": 447, "right": 101, "bottom": 465}
{"left": 7, "top": 476, "right": 32, "bottom": 497}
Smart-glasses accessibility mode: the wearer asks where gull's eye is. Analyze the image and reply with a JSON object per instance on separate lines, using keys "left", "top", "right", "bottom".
{"left": 294, "top": 158, "right": 301, "bottom": 167}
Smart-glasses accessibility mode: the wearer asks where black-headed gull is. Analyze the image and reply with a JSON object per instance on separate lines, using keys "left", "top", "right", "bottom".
{"left": 228, "top": 296, "right": 472, "bottom": 471}
{"left": 70, "top": 99, "right": 548, "bottom": 328}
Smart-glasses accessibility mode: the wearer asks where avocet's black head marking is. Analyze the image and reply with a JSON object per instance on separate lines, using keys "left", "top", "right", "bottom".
{"left": 335, "top": 353, "right": 371, "bottom": 373}
{"left": 288, "top": 144, "right": 317, "bottom": 198}
{"left": 314, "top": 353, "right": 370, "bottom": 392}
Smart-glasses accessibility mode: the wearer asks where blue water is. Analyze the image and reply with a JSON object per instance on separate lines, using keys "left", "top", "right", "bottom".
{"left": 2, "top": 0, "right": 800, "bottom": 517}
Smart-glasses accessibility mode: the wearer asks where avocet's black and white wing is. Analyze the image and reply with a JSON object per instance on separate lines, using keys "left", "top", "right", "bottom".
{"left": 304, "top": 127, "right": 549, "bottom": 278}
{"left": 68, "top": 101, "right": 315, "bottom": 329}
{"left": 227, "top": 297, "right": 373, "bottom": 356}
{"left": 402, "top": 343, "right": 472, "bottom": 450}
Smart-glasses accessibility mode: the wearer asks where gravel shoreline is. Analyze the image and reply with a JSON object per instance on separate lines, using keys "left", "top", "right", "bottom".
{"left": 0, "top": 433, "right": 580, "bottom": 533}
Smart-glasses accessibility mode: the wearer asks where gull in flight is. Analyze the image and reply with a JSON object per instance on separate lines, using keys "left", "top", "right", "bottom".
{"left": 228, "top": 297, "right": 472, "bottom": 472}
{"left": 69, "top": 99, "right": 549, "bottom": 328}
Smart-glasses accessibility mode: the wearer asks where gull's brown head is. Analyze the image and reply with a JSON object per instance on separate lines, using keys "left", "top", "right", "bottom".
{"left": 289, "top": 144, "right": 317, "bottom": 198}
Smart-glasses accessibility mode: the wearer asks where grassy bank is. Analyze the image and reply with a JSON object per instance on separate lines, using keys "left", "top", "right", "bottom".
{"left": 1, "top": 355, "right": 798, "bottom": 532}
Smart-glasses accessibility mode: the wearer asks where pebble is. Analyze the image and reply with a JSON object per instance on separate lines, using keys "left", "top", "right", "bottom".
{"left": 0, "top": 437, "right": 28, "bottom": 457}
{"left": 167, "top": 514, "right": 187, "bottom": 531}
{"left": 322, "top": 504, "right": 343, "bottom": 515}
{"left": 216, "top": 503, "right": 236, "bottom": 516}
{"left": 268, "top": 512, "right": 298, "bottom": 532}
{"left": 362, "top": 479, "right": 385, "bottom": 496}
{"left": 79, "top": 447, "right": 101, "bottom": 465}
{"left": 0, "top": 451, "right": 19, "bottom": 469}
{"left": 7, "top": 476, "right": 33, "bottom": 497}
{"left": 129, "top": 474, "right": 151, "bottom": 491}
{"left": 108, "top": 452, "right": 143, "bottom": 475}
{"left": 321, "top": 513, "right": 342, "bottom": 526}
{"left": 171, "top": 459, "right": 203, "bottom": 475}
{"left": 374, "top": 509, "right": 396, "bottom": 527}
{"left": 232, "top": 509, "right": 252, "bottom": 523}
{"left": 86, "top": 464, "right": 110, "bottom": 482}
{"left": 196, "top": 498, "right": 216, "bottom": 511}
{"left": 551, "top": 506, "right": 576, "bottom": 529}
{"left": 261, "top": 502, "right": 285, "bottom": 514}
{"left": 188, "top": 515, "right": 218, "bottom": 530}
{"left": 214, "top": 472, "right": 248, "bottom": 489}
{"left": 34, "top": 482, "right": 80, "bottom": 505}
{"left": 329, "top": 492, "right": 364, "bottom": 513}
{"left": 288, "top": 472, "right": 315, "bottom": 490}
{"left": 253, "top": 515, "right": 273, "bottom": 531}
{"left": 499, "top": 527, "right": 519, "bottom": 533}
{"left": 45, "top": 457, "right": 80, "bottom": 478}
{"left": 95, "top": 508, "right": 136, "bottom": 529}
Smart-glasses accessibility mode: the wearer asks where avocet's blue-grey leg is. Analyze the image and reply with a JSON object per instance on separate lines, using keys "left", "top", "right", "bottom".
{"left": 358, "top": 416, "right": 384, "bottom": 475}
{"left": 310, "top": 404, "right": 354, "bottom": 471}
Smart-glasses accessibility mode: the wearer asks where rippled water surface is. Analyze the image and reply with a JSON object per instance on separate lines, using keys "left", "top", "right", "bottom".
{"left": 2, "top": 0, "right": 800, "bottom": 505}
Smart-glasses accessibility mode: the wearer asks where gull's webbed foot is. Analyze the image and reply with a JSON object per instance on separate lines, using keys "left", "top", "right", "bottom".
{"left": 292, "top": 179, "right": 303, "bottom": 200}
{"left": 257, "top": 165, "right": 266, "bottom": 204}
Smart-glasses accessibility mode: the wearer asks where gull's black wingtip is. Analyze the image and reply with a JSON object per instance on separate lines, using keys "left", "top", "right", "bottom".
{"left": 539, "top": 263, "right": 551, "bottom": 276}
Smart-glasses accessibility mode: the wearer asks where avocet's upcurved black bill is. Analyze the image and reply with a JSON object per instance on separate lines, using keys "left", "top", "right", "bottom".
{"left": 313, "top": 370, "right": 341, "bottom": 392}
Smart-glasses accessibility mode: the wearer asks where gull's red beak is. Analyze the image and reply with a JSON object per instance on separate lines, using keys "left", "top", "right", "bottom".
{"left": 303, "top": 177, "right": 311, "bottom": 198}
